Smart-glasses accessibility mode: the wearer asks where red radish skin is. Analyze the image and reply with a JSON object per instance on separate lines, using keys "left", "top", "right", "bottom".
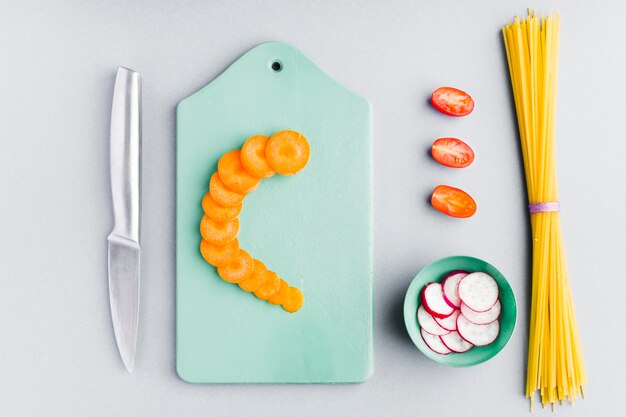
{"left": 417, "top": 306, "right": 450, "bottom": 336}
{"left": 434, "top": 310, "right": 460, "bottom": 332}
{"left": 457, "top": 272, "right": 499, "bottom": 312}
{"left": 461, "top": 300, "right": 501, "bottom": 325}
{"left": 421, "top": 328, "right": 452, "bottom": 355}
{"left": 442, "top": 271, "right": 468, "bottom": 309}
{"left": 440, "top": 331, "right": 474, "bottom": 353}
{"left": 456, "top": 314, "right": 500, "bottom": 346}
{"left": 421, "top": 282, "right": 455, "bottom": 319}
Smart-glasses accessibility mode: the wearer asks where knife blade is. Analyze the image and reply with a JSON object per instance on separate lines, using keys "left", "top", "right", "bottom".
{"left": 107, "top": 66, "right": 141, "bottom": 372}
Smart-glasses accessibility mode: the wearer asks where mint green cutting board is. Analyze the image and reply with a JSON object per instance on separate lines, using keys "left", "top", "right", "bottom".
{"left": 176, "top": 42, "right": 372, "bottom": 383}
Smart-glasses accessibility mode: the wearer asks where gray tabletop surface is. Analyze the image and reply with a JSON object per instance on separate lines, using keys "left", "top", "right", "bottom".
{"left": 1, "top": 1, "right": 624, "bottom": 416}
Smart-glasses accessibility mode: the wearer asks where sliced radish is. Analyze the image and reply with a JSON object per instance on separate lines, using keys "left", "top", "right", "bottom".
{"left": 421, "top": 282, "right": 455, "bottom": 319}
{"left": 442, "top": 270, "right": 468, "bottom": 308}
{"left": 440, "top": 331, "right": 473, "bottom": 353}
{"left": 417, "top": 305, "right": 450, "bottom": 336}
{"left": 421, "top": 328, "right": 452, "bottom": 355}
{"left": 461, "top": 300, "right": 501, "bottom": 325}
{"left": 456, "top": 314, "right": 500, "bottom": 346}
{"left": 457, "top": 272, "right": 499, "bottom": 312}
{"left": 434, "top": 309, "right": 460, "bottom": 331}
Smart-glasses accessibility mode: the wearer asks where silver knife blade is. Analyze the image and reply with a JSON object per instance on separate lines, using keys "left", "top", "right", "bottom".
{"left": 108, "top": 66, "right": 141, "bottom": 372}
{"left": 108, "top": 238, "right": 140, "bottom": 371}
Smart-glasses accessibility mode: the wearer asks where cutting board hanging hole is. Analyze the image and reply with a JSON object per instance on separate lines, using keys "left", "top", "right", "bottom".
{"left": 270, "top": 59, "right": 283, "bottom": 72}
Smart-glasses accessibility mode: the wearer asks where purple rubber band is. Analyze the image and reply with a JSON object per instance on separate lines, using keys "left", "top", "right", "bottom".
{"left": 528, "top": 202, "right": 560, "bottom": 214}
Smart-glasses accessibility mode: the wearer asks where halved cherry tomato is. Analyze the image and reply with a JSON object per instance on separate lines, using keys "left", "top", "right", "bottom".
{"left": 431, "top": 87, "right": 474, "bottom": 117}
{"left": 431, "top": 185, "right": 476, "bottom": 218}
{"left": 431, "top": 137, "right": 475, "bottom": 168}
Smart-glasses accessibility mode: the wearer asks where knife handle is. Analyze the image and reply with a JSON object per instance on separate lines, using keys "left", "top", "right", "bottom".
{"left": 109, "top": 67, "right": 141, "bottom": 243}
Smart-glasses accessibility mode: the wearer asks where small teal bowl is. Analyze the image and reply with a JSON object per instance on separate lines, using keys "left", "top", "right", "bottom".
{"left": 403, "top": 256, "right": 517, "bottom": 367}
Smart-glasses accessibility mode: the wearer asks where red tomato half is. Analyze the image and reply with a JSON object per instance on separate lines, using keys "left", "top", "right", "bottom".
{"left": 431, "top": 87, "right": 474, "bottom": 117}
{"left": 431, "top": 137, "right": 475, "bottom": 168}
{"left": 431, "top": 185, "right": 477, "bottom": 218}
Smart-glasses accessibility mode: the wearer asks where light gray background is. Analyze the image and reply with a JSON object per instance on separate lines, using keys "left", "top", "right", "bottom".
{"left": 1, "top": 1, "right": 624, "bottom": 416}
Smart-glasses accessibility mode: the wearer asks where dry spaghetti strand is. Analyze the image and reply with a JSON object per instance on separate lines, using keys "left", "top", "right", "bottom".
{"left": 502, "top": 11, "right": 587, "bottom": 409}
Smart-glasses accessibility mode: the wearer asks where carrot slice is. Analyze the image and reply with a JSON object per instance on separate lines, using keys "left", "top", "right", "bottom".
{"left": 281, "top": 287, "right": 304, "bottom": 313}
{"left": 266, "top": 130, "right": 310, "bottom": 175}
{"left": 217, "top": 250, "right": 254, "bottom": 283}
{"left": 202, "top": 192, "right": 241, "bottom": 222}
{"left": 209, "top": 172, "right": 245, "bottom": 207}
{"left": 241, "top": 135, "right": 275, "bottom": 178}
{"left": 200, "top": 215, "right": 239, "bottom": 245}
{"left": 254, "top": 271, "right": 281, "bottom": 300}
{"left": 238, "top": 259, "right": 269, "bottom": 292}
{"left": 200, "top": 239, "right": 239, "bottom": 267}
{"left": 218, "top": 150, "right": 261, "bottom": 193}
{"left": 268, "top": 279, "right": 289, "bottom": 305}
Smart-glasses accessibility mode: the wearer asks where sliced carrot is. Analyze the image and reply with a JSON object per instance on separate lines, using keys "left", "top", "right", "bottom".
{"left": 238, "top": 259, "right": 269, "bottom": 292}
{"left": 209, "top": 172, "right": 245, "bottom": 207}
{"left": 254, "top": 271, "right": 281, "bottom": 300}
{"left": 218, "top": 150, "right": 261, "bottom": 193}
{"left": 200, "top": 215, "right": 239, "bottom": 245}
{"left": 266, "top": 130, "right": 310, "bottom": 175}
{"left": 268, "top": 279, "right": 289, "bottom": 305}
{"left": 217, "top": 250, "right": 254, "bottom": 283}
{"left": 241, "top": 135, "right": 275, "bottom": 178}
{"left": 202, "top": 192, "right": 241, "bottom": 222}
{"left": 200, "top": 239, "right": 239, "bottom": 267}
{"left": 281, "top": 287, "right": 304, "bottom": 313}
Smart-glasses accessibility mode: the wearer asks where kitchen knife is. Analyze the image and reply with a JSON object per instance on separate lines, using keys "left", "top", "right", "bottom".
{"left": 108, "top": 66, "right": 141, "bottom": 372}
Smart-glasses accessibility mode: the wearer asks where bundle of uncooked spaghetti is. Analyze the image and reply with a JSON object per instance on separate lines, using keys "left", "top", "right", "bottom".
{"left": 502, "top": 11, "right": 586, "bottom": 409}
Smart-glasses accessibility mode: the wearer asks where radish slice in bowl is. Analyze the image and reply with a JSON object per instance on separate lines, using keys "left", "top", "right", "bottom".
{"left": 435, "top": 310, "right": 460, "bottom": 331}
{"left": 421, "top": 282, "right": 455, "bottom": 318}
{"left": 458, "top": 272, "right": 499, "bottom": 312}
{"left": 421, "top": 328, "right": 452, "bottom": 355}
{"left": 440, "top": 331, "right": 473, "bottom": 353}
{"left": 417, "top": 305, "right": 450, "bottom": 336}
{"left": 403, "top": 255, "right": 517, "bottom": 367}
{"left": 442, "top": 270, "right": 468, "bottom": 308}
{"left": 456, "top": 314, "right": 500, "bottom": 346}
{"left": 461, "top": 300, "right": 501, "bottom": 325}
